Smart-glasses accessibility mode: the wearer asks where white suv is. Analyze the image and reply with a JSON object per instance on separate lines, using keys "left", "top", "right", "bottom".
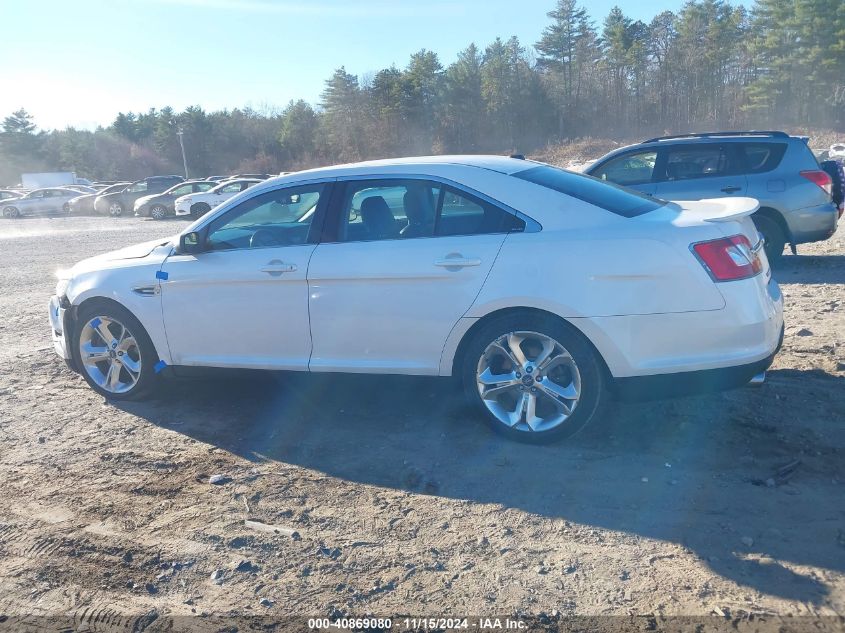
{"left": 49, "top": 156, "right": 783, "bottom": 443}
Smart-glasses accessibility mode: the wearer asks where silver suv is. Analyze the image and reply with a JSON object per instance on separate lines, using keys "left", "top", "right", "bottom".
{"left": 585, "top": 131, "right": 839, "bottom": 263}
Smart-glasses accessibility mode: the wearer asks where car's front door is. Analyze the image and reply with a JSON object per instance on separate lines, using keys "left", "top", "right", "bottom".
{"left": 588, "top": 148, "right": 659, "bottom": 196}
{"left": 122, "top": 181, "right": 148, "bottom": 209}
{"left": 654, "top": 143, "right": 747, "bottom": 200}
{"left": 160, "top": 182, "right": 328, "bottom": 369}
{"left": 307, "top": 178, "right": 525, "bottom": 374}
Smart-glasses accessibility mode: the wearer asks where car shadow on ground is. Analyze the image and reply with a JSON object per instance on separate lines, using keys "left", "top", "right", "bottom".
{"left": 115, "top": 368, "right": 845, "bottom": 604}
{"left": 773, "top": 254, "right": 845, "bottom": 284}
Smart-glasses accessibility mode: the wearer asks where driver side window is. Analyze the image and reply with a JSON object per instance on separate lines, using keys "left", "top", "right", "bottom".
{"left": 592, "top": 150, "right": 657, "bottom": 186}
{"left": 207, "top": 184, "right": 324, "bottom": 251}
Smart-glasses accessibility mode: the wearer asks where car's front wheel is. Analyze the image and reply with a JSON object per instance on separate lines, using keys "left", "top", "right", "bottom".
{"left": 72, "top": 301, "right": 158, "bottom": 400}
{"left": 3, "top": 206, "right": 20, "bottom": 219}
{"left": 108, "top": 202, "right": 124, "bottom": 217}
{"left": 462, "top": 314, "right": 605, "bottom": 443}
{"left": 150, "top": 204, "right": 168, "bottom": 220}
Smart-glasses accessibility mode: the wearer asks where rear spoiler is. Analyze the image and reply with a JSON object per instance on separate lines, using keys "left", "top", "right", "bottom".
{"left": 672, "top": 197, "right": 760, "bottom": 222}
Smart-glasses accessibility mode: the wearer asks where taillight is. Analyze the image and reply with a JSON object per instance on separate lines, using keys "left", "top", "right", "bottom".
{"left": 692, "top": 235, "right": 763, "bottom": 281}
{"left": 800, "top": 170, "right": 832, "bottom": 196}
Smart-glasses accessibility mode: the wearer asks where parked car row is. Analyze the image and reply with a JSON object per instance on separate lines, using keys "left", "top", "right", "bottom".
{"left": 1, "top": 173, "right": 274, "bottom": 219}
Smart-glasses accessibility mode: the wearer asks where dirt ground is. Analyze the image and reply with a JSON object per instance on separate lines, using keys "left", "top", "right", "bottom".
{"left": 0, "top": 216, "right": 843, "bottom": 630}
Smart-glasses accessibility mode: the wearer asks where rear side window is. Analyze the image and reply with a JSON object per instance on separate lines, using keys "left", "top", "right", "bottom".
{"left": 512, "top": 165, "right": 665, "bottom": 218}
{"left": 334, "top": 179, "right": 524, "bottom": 242}
{"left": 741, "top": 143, "right": 787, "bottom": 173}
{"left": 663, "top": 145, "right": 733, "bottom": 180}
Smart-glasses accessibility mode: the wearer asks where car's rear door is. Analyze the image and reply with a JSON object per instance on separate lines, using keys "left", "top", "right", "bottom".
{"left": 160, "top": 182, "right": 329, "bottom": 369}
{"left": 654, "top": 143, "right": 747, "bottom": 200}
{"left": 306, "top": 177, "right": 523, "bottom": 374}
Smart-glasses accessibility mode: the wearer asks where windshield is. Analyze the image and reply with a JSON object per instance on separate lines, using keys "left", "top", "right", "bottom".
{"left": 512, "top": 164, "right": 666, "bottom": 218}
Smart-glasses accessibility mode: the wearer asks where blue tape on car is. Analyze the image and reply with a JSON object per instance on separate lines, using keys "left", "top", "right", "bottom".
{"left": 154, "top": 360, "right": 167, "bottom": 373}
{"left": 156, "top": 271, "right": 169, "bottom": 281}
{"left": 90, "top": 317, "right": 101, "bottom": 328}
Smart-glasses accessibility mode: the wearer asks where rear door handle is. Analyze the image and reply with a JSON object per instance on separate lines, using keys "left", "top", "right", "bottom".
{"left": 260, "top": 259, "right": 297, "bottom": 276}
{"left": 720, "top": 186, "right": 741, "bottom": 193}
{"left": 434, "top": 256, "right": 482, "bottom": 269}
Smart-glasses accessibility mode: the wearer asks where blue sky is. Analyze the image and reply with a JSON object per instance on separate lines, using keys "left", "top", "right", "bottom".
{"left": 0, "top": 0, "right": 686, "bottom": 130}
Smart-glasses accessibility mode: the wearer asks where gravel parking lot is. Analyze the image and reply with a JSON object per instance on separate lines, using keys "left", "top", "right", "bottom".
{"left": 0, "top": 216, "right": 843, "bottom": 627}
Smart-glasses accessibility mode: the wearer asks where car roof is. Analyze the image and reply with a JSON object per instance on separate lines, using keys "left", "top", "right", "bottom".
{"left": 287, "top": 155, "right": 534, "bottom": 179}
{"left": 588, "top": 132, "right": 802, "bottom": 167}
{"left": 212, "top": 178, "right": 260, "bottom": 188}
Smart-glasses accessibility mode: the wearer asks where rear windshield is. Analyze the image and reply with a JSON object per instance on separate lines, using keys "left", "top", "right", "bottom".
{"left": 512, "top": 165, "right": 665, "bottom": 218}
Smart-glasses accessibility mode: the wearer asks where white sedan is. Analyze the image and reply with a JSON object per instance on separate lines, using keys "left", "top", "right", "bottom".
{"left": 49, "top": 156, "right": 783, "bottom": 443}
{"left": 173, "top": 178, "right": 261, "bottom": 218}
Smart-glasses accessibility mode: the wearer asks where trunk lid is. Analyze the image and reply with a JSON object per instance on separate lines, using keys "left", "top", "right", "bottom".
{"left": 640, "top": 196, "right": 770, "bottom": 283}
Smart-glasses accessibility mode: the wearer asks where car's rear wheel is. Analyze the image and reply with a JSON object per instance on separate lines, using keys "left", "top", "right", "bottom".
{"left": 108, "top": 202, "right": 124, "bottom": 217}
{"left": 72, "top": 302, "right": 158, "bottom": 400}
{"left": 190, "top": 203, "right": 211, "bottom": 219}
{"left": 461, "top": 314, "right": 605, "bottom": 443}
{"left": 150, "top": 204, "right": 168, "bottom": 220}
{"left": 752, "top": 214, "right": 785, "bottom": 265}
{"left": 3, "top": 206, "right": 20, "bottom": 219}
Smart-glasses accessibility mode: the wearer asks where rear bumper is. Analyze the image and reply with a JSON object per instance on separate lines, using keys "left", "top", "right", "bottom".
{"left": 573, "top": 275, "right": 784, "bottom": 379}
{"left": 612, "top": 324, "right": 783, "bottom": 399}
{"left": 787, "top": 201, "right": 838, "bottom": 244}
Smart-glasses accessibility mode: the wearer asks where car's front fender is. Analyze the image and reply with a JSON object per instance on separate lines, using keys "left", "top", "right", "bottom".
{"left": 66, "top": 263, "right": 171, "bottom": 365}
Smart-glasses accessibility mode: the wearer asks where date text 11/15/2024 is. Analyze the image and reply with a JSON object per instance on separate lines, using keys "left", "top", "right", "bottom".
{"left": 307, "top": 617, "right": 527, "bottom": 630}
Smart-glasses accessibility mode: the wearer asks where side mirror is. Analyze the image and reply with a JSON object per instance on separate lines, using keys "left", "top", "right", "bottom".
{"left": 179, "top": 231, "right": 206, "bottom": 254}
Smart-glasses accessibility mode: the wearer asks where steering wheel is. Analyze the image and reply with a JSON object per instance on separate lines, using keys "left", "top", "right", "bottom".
{"left": 249, "top": 228, "right": 279, "bottom": 248}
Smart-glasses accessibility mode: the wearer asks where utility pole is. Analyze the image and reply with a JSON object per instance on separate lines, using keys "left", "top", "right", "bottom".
{"left": 176, "top": 128, "right": 189, "bottom": 179}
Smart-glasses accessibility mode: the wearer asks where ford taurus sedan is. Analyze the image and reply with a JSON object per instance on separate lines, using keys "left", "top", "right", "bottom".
{"left": 49, "top": 156, "right": 784, "bottom": 443}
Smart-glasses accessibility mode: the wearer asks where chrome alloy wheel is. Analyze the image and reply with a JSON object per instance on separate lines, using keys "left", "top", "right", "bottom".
{"left": 108, "top": 202, "right": 123, "bottom": 217}
{"left": 476, "top": 331, "right": 581, "bottom": 433}
{"left": 78, "top": 316, "right": 142, "bottom": 394}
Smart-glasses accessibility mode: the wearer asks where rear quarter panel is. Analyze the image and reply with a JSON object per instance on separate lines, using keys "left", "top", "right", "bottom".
{"left": 469, "top": 223, "right": 726, "bottom": 320}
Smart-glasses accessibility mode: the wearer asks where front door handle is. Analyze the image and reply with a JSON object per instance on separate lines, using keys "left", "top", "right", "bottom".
{"left": 434, "top": 255, "right": 482, "bottom": 269}
{"left": 721, "top": 186, "right": 741, "bottom": 193}
{"left": 260, "top": 259, "right": 297, "bottom": 276}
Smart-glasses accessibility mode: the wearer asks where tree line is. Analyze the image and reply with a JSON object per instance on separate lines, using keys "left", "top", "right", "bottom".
{"left": 1, "top": 0, "right": 843, "bottom": 184}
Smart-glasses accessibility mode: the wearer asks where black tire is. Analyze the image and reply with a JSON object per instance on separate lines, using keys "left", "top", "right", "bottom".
{"left": 460, "top": 313, "right": 606, "bottom": 444}
{"left": 752, "top": 214, "right": 786, "bottom": 266}
{"left": 72, "top": 301, "right": 159, "bottom": 400}
{"left": 190, "top": 203, "right": 211, "bottom": 219}
{"left": 150, "top": 204, "right": 168, "bottom": 220}
{"left": 108, "top": 202, "right": 124, "bottom": 217}
{"left": 3, "top": 206, "right": 20, "bottom": 219}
